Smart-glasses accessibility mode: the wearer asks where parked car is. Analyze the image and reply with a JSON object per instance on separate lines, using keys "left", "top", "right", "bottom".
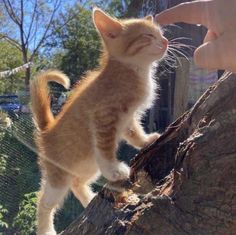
{"left": 0, "top": 95, "right": 22, "bottom": 119}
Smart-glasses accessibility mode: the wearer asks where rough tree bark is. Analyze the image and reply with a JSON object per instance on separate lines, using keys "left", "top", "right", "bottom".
{"left": 61, "top": 73, "right": 236, "bottom": 235}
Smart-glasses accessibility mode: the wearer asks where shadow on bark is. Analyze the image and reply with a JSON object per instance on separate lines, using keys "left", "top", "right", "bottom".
{"left": 61, "top": 73, "right": 236, "bottom": 235}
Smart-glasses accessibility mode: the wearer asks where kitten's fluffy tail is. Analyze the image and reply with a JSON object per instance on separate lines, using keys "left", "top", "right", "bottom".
{"left": 30, "top": 70, "right": 70, "bottom": 130}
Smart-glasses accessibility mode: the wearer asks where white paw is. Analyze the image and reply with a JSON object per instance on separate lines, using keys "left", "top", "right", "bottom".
{"left": 144, "top": 132, "right": 160, "bottom": 147}
{"left": 37, "top": 229, "right": 56, "bottom": 235}
{"left": 100, "top": 161, "right": 130, "bottom": 182}
{"left": 43, "top": 230, "right": 57, "bottom": 235}
{"left": 83, "top": 192, "right": 97, "bottom": 208}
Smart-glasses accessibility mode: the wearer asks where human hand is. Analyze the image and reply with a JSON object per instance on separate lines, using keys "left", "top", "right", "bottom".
{"left": 155, "top": 0, "right": 236, "bottom": 73}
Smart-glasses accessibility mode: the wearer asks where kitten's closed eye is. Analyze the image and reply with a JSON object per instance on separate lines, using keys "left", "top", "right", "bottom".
{"left": 142, "top": 33, "right": 156, "bottom": 39}
{"left": 32, "top": 9, "right": 169, "bottom": 235}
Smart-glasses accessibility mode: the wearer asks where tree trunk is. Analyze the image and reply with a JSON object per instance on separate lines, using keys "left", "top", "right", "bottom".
{"left": 24, "top": 66, "right": 31, "bottom": 91}
{"left": 125, "top": 0, "right": 143, "bottom": 17}
{"left": 22, "top": 48, "right": 31, "bottom": 91}
{"left": 60, "top": 72, "right": 236, "bottom": 235}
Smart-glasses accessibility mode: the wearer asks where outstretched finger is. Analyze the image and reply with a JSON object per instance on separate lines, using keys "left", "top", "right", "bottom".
{"left": 155, "top": 1, "right": 213, "bottom": 28}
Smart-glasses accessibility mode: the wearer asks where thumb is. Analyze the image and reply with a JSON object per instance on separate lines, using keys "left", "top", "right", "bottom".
{"left": 203, "top": 30, "right": 217, "bottom": 43}
{"left": 194, "top": 35, "right": 229, "bottom": 71}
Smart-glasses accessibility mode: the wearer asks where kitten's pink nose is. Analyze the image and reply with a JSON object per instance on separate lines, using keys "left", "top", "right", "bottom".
{"left": 161, "top": 37, "right": 168, "bottom": 48}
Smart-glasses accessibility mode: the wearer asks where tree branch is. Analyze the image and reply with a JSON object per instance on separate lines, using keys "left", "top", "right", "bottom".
{"left": 29, "top": 0, "right": 62, "bottom": 61}
{"left": 25, "top": 0, "right": 38, "bottom": 44}
{"left": 0, "top": 34, "right": 22, "bottom": 51}
{"left": 60, "top": 73, "right": 236, "bottom": 235}
{"left": 2, "top": 0, "right": 22, "bottom": 27}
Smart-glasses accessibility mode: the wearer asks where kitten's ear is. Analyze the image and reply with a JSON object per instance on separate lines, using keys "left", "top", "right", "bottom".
{"left": 93, "top": 8, "right": 122, "bottom": 39}
{"left": 145, "top": 15, "right": 154, "bottom": 23}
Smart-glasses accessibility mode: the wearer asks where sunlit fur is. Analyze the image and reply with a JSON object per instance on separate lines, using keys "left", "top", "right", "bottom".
{"left": 31, "top": 9, "right": 168, "bottom": 235}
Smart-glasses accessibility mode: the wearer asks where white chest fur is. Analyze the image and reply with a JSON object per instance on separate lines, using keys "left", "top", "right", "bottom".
{"left": 136, "top": 65, "right": 157, "bottom": 112}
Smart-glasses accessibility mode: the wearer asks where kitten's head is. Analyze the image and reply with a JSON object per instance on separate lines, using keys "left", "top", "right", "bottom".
{"left": 93, "top": 8, "right": 168, "bottom": 67}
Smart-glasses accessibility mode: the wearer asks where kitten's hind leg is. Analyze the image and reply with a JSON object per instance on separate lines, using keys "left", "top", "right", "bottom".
{"left": 37, "top": 180, "right": 69, "bottom": 235}
{"left": 71, "top": 178, "right": 97, "bottom": 207}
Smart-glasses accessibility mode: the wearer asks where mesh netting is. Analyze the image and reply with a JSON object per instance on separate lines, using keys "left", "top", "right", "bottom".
{"left": 0, "top": 101, "right": 85, "bottom": 234}
{"left": 0, "top": 92, "right": 137, "bottom": 234}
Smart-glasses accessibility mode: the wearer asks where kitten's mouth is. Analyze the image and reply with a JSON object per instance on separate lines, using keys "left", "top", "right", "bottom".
{"left": 156, "top": 45, "right": 167, "bottom": 50}
{"left": 150, "top": 47, "right": 168, "bottom": 57}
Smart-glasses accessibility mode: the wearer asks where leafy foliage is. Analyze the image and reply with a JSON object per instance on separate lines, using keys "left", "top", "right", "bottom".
{"left": 0, "top": 41, "right": 24, "bottom": 94}
{"left": 0, "top": 115, "right": 39, "bottom": 234}
{"left": 12, "top": 192, "right": 37, "bottom": 235}
{"left": 0, "top": 204, "right": 8, "bottom": 231}
{"left": 52, "top": 5, "right": 101, "bottom": 83}
{"left": 0, "top": 0, "right": 67, "bottom": 87}
{"left": 0, "top": 154, "right": 7, "bottom": 177}
{"left": 49, "top": 1, "right": 134, "bottom": 84}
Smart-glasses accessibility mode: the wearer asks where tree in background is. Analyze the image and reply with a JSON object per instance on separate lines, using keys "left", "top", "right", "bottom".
{"left": 0, "top": 0, "right": 65, "bottom": 89}
{"left": 51, "top": 5, "right": 101, "bottom": 84}
{"left": 50, "top": 1, "right": 132, "bottom": 84}
{"left": 0, "top": 41, "right": 24, "bottom": 94}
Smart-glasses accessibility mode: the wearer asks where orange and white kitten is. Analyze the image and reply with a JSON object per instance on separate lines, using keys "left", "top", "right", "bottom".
{"left": 31, "top": 8, "right": 168, "bottom": 235}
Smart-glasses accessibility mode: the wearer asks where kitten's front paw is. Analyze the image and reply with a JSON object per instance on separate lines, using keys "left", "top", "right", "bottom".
{"left": 45, "top": 231, "right": 57, "bottom": 235}
{"left": 101, "top": 161, "right": 130, "bottom": 182}
{"left": 37, "top": 226, "right": 57, "bottom": 235}
{"left": 144, "top": 132, "right": 160, "bottom": 147}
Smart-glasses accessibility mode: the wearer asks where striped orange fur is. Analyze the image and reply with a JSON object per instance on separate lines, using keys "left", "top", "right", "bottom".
{"left": 31, "top": 8, "right": 168, "bottom": 235}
